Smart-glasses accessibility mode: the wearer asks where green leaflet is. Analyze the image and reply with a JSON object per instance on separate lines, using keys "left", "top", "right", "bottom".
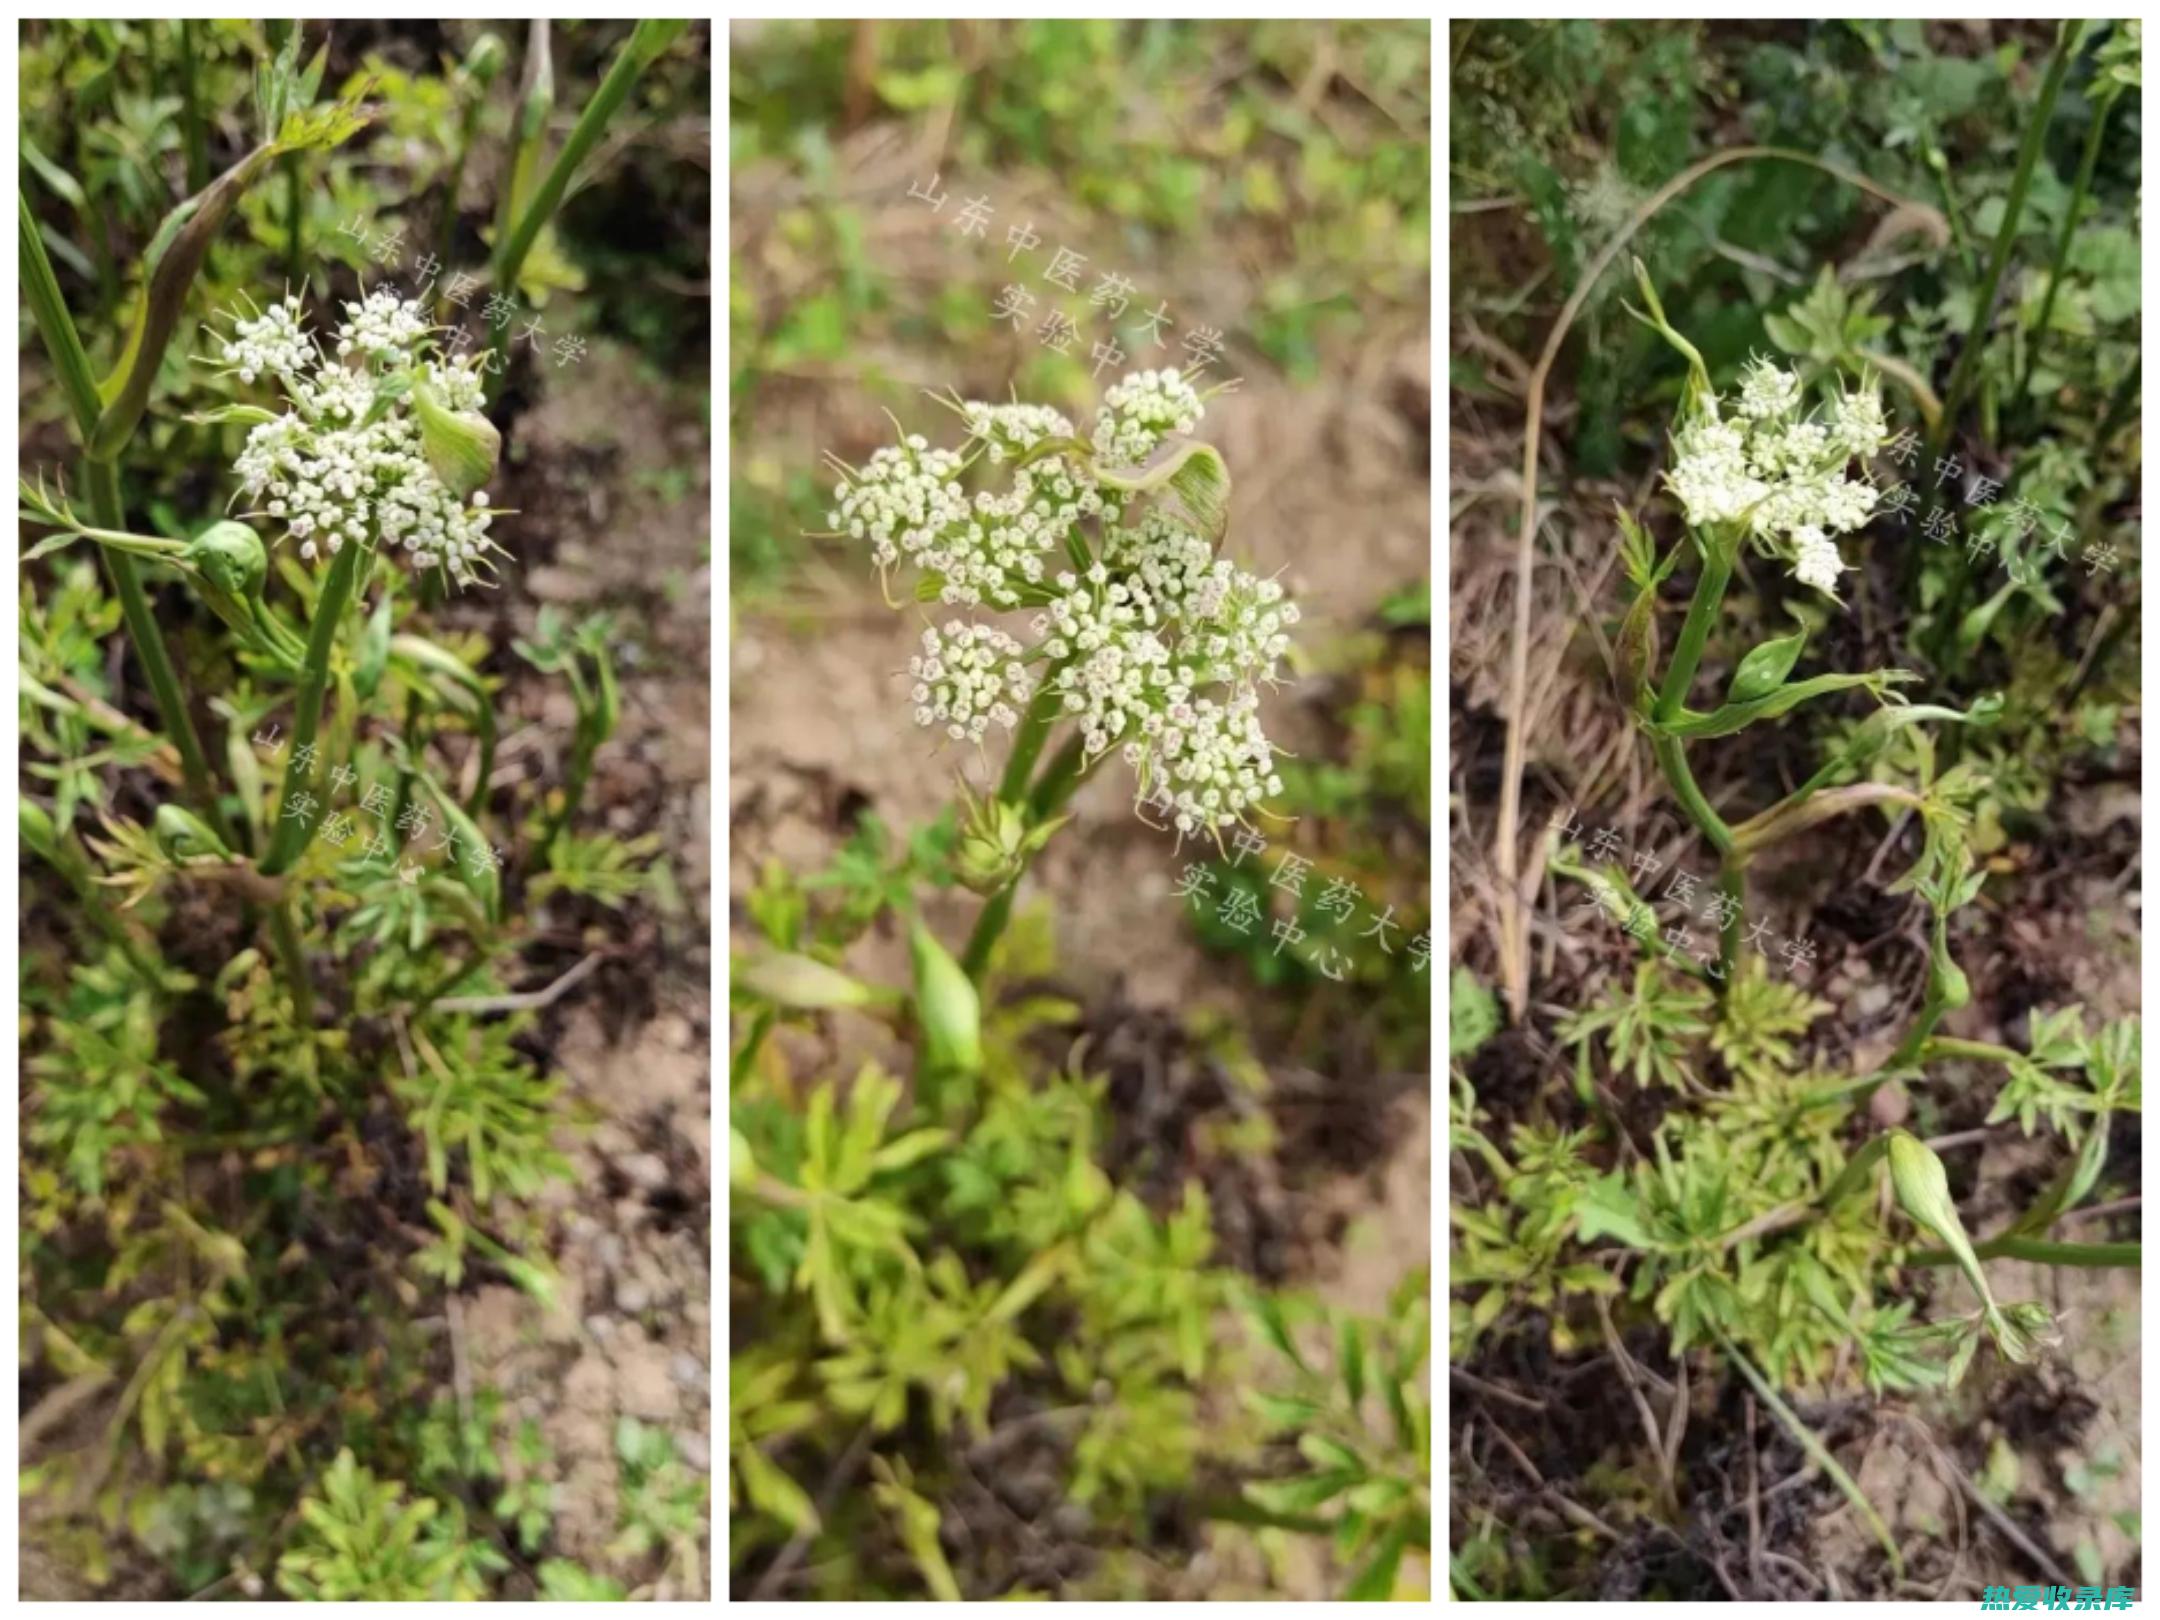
{"left": 908, "top": 918, "right": 982, "bottom": 1077}
{"left": 1726, "top": 624, "right": 1807, "bottom": 704}
{"left": 736, "top": 950, "right": 883, "bottom": 1011}
{"left": 1666, "top": 670, "right": 1917, "bottom": 739}
{"left": 421, "top": 775, "right": 501, "bottom": 927}
{"left": 1572, "top": 1170, "right": 1656, "bottom": 1250}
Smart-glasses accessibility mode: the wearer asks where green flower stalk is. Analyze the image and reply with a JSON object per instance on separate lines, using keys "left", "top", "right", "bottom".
{"left": 1615, "top": 264, "right": 1915, "bottom": 988}
{"left": 488, "top": 19, "right": 687, "bottom": 390}
{"left": 1925, "top": 19, "right": 2083, "bottom": 659}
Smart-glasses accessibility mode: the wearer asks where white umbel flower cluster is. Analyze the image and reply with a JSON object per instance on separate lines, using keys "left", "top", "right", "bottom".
{"left": 909, "top": 621, "right": 1027, "bottom": 743}
{"left": 220, "top": 291, "right": 504, "bottom": 588}
{"left": 1092, "top": 368, "right": 1204, "bottom": 468}
{"left": 829, "top": 368, "right": 1296, "bottom": 841}
{"left": 1663, "top": 356, "right": 1890, "bottom": 598}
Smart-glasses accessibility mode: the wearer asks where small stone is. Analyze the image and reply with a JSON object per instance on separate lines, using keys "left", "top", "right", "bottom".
{"left": 614, "top": 1336, "right": 676, "bottom": 1421}
{"left": 584, "top": 1315, "right": 618, "bottom": 1344}
{"left": 617, "top": 1282, "right": 651, "bottom": 1314}
{"left": 670, "top": 1352, "right": 703, "bottom": 1389}
{"left": 1869, "top": 1080, "right": 1911, "bottom": 1129}
{"left": 674, "top": 1430, "right": 711, "bottom": 1472}
{"left": 619, "top": 1152, "right": 670, "bottom": 1192}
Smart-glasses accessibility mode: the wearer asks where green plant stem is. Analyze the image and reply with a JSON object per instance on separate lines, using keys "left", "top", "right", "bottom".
{"left": 1907, "top": 1235, "right": 2138, "bottom": 1270}
{"left": 1651, "top": 533, "right": 1732, "bottom": 726}
{"left": 23, "top": 190, "right": 236, "bottom": 846}
{"left": 1920, "top": 1034, "right": 2019, "bottom": 1065}
{"left": 1647, "top": 533, "right": 1743, "bottom": 983}
{"left": 436, "top": 93, "right": 487, "bottom": 289}
{"left": 539, "top": 720, "right": 598, "bottom": 856}
{"left": 1027, "top": 734, "right": 1088, "bottom": 820}
{"left": 2092, "top": 356, "right": 2140, "bottom": 458}
{"left": 1814, "top": 1132, "right": 1892, "bottom": 1220}
{"left": 1729, "top": 783, "right": 1926, "bottom": 860}
{"left": 489, "top": 22, "right": 678, "bottom": 391}
{"left": 282, "top": 157, "right": 302, "bottom": 285}
{"left": 1876, "top": 977, "right": 1952, "bottom": 1084}
{"left": 961, "top": 739, "right": 1100, "bottom": 983}
{"left": 86, "top": 462, "right": 233, "bottom": 842}
{"left": 1715, "top": 1328, "right": 1903, "bottom": 1578}
{"left": 1927, "top": 20, "right": 2083, "bottom": 658}
{"left": 269, "top": 896, "right": 315, "bottom": 1027}
{"left": 19, "top": 192, "right": 101, "bottom": 428}
{"left": 995, "top": 660, "right": 1074, "bottom": 804}
{"left": 260, "top": 539, "right": 365, "bottom": 876}
{"left": 2019, "top": 91, "right": 2111, "bottom": 403}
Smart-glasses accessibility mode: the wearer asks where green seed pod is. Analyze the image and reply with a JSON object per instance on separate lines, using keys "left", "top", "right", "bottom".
{"left": 412, "top": 381, "right": 502, "bottom": 498}
{"left": 354, "top": 596, "right": 395, "bottom": 700}
{"left": 462, "top": 31, "right": 508, "bottom": 89}
{"left": 908, "top": 918, "right": 981, "bottom": 1076}
{"left": 1613, "top": 581, "right": 1659, "bottom": 710}
{"left": 730, "top": 1126, "right": 757, "bottom": 1190}
{"left": 153, "top": 803, "right": 232, "bottom": 862}
{"left": 1935, "top": 958, "right": 1971, "bottom": 1010}
{"left": 1886, "top": 1129, "right": 2007, "bottom": 1345}
{"left": 183, "top": 519, "right": 269, "bottom": 599}
{"left": 736, "top": 951, "right": 878, "bottom": 1010}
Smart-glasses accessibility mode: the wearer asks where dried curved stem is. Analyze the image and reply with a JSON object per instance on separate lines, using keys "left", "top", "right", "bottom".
{"left": 1729, "top": 782, "right": 1926, "bottom": 860}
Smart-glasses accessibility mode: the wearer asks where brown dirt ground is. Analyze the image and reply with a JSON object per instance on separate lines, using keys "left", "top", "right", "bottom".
{"left": 453, "top": 339, "right": 714, "bottom": 1597}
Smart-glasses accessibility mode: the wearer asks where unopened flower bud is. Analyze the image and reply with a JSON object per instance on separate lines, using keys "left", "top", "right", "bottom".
{"left": 909, "top": 918, "right": 981, "bottom": 1076}
{"left": 184, "top": 520, "right": 269, "bottom": 601}
{"left": 462, "top": 31, "right": 508, "bottom": 90}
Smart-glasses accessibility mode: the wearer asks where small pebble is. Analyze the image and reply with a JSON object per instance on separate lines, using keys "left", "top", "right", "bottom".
{"left": 674, "top": 1430, "right": 711, "bottom": 1472}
